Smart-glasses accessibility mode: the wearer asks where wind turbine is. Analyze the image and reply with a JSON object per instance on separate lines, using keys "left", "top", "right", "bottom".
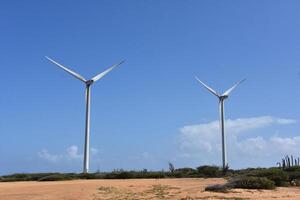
{"left": 46, "top": 56, "right": 124, "bottom": 173}
{"left": 195, "top": 77, "right": 245, "bottom": 170}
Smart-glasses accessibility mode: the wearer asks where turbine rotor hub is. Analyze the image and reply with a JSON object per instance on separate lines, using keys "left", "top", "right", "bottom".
{"left": 220, "top": 95, "right": 228, "bottom": 100}
{"left": 86, "top": 80, "right": 94, "bottom": 86}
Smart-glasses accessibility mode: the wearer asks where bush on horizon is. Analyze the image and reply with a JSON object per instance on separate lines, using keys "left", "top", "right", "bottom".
{"left": 0, "top": 173, "right": 61, "bottom": 182}
{"left": 38, "top": 174, "right": 74, "bottom": 181}
{"left": 196, "top": 165, "right": 221, "bottom": 177}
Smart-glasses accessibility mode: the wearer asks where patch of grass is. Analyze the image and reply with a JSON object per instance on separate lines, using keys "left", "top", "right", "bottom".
{"left": 98, "top": 186, "right": 118, "bottom": 193}
{"left": 144, "top": 184, "right": 171, "bottom": 199}
{"left": 139, "top": 184, "right": 181, "bottom": 199}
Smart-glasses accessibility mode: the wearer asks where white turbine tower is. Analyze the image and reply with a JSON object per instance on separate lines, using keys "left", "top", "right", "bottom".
{"left": 195, "top": 77, "right": 245, "bottom": 170}
{"left": 46, "top": 56, "right": 124, "bottom": 173}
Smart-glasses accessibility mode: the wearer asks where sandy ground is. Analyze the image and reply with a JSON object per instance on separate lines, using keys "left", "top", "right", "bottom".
{"left": 1, "top": 178, "right": 300, "bottom": 200}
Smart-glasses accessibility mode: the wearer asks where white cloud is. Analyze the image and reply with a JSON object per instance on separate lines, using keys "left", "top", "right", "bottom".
{"left": 180, "top": 116, "right": 295, "bottom": 139}
{"left": 276, "top": 118, "right": 297, "bottom": 125}
{"left": 66, "top": 145, "right": 82, "bottom": 159}
{"left": 177, "top": 116, "right": 298, "bottom": 168}
{"left": 91, "top": 147, "right": 99, "bottom": 156}
{"left": 235, "top": 136, "right": 300, "bottom": 159}
{"left": 38, "top": 149, "right": 62, "bottom": 162}
{"left": 38, "top": 145, "right": 99, "bottom": 163}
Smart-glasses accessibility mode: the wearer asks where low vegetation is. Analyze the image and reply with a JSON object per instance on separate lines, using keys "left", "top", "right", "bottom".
{"left": 1, "top": 155, "right": 300, "bottom": 192}
{"left": 205, "top": 184, "right": 231, "bottom": 193}
{"left": 231, "top": 177, "right": 275, "bottom": 190}
{"left": 205, "top": 177, "right": 275, "bottom": 192}
{"left": 38, "top": 174, "right": 74, "bottom": 181}
{"left": 197, "top": 165, "right": 221, "bottom": 177}
{"left": 0, "top": 173, "right": 66, "bottom": 182}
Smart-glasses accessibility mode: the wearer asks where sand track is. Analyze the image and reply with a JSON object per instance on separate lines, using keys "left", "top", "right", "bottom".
{"left": 1, "top": 178, "right": 300, "bottom": 200}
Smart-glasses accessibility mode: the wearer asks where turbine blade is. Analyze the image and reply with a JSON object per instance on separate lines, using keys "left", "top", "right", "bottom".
{"left": 91, "top": 60, "right": 124, "bottom": 82}
{"left": 45, "top": 56, "right": 86, "bottom": 82}
{"left": 222, "top": 79, "right": 246, "bottom": 96}
{"left": 195, "top": 77, "right": 219, "bottom": 97}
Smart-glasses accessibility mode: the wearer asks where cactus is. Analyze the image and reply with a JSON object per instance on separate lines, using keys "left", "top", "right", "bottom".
{"left": 276, "top": 162, "right": 281, "bottom": 167}
{"left": 278, "top": 155, "right": 300, "bottom": 169}
{"left": 287, "top": 156, "right": 291, "bottom": 168}
{"left": 282, "top": 159, "right": 286, "bottom": 169}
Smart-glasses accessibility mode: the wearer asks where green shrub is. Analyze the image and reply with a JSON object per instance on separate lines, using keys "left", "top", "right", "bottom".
{"left": 173, "top": 168, "right": 198, "bottom": 177}
{"left": 0, "top": 173, "right": 61, "bottom": 182}
{"left": 116, "top": 171, "right": 134, "bottom": 179}
{"left": 1, "top": 173, "right": 30, "bottom": 181}
{"left": 38, "top": 174, "right": 73, "bottom": 181}
{"left": 27, "top": 173, "right": 58, "bottom": 181}
{"left": 233, "top": 168, "right": 262, "bottom": 177}
{"left": 284, "top": 166, "right": 300, "bottom": 172}
{"left": 77, "top": 173, "right": 101, "bottom": 179}
{"left": 231, "top": 177, "right": 275, "bottom": 190}
{"left": 143, "top": 172, "right": 165, "bottom": 179}
{"left": 197, "top": 165, "right": 220, "bottom": 177}
{"left": 103, "top": 171, "right": 134, "bottom": 179}
{"left": 253, "top": 168, "right": 289, "bottom": 187}
{"left": 175, "top": 168, "right": 196, "bottom": 173}
{"left": 287, "top": 171, "right": 300, "bottom": 181}
{"left": 103, "top": 172, "right": 117, "bottom": 179}
{"left": 172, "top": 171, "right": 183, "bottom": 178}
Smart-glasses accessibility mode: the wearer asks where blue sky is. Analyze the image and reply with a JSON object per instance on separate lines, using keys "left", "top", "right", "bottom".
{"left": 1, "top": 0, "right": 300, "bottom": 175}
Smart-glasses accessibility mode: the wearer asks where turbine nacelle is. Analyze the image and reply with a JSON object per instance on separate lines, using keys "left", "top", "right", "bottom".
{"left": 219, "top": 95, "right": 229, "bottom": 101}
{"left": 86, "top": 80, "right": 94, "bottom": 86}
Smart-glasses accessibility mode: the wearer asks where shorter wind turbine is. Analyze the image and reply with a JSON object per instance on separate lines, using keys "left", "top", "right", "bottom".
{"left": 195, "top": 77, "right": 245, "bottom": 170}
{"left": 46, "top": 56, "right": 124, "bottom": 173}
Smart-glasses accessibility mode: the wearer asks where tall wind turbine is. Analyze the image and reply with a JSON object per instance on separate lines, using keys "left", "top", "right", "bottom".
{"left": 46, "top": 56, "right": 124, "bottom": 173}
{"left": 195, "top": 77, "right": 245, "bottom": 170}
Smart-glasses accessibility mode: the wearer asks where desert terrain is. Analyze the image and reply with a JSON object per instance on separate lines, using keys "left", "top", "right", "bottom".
{"left": 1, "top": 178, "right": 300, "bottom": 200}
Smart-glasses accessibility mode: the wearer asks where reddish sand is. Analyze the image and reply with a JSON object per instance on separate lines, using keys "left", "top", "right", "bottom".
{"left": 1, "top": 178, "right": 300, "bottom": 200}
